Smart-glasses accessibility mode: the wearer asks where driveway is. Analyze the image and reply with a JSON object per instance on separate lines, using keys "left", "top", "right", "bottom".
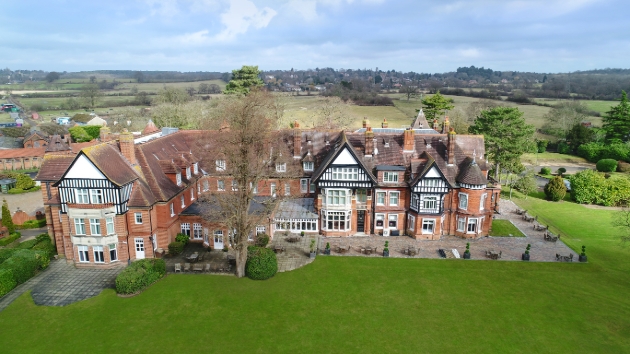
{"left": 2, "top": 191, "right": 44, "bottom": 216}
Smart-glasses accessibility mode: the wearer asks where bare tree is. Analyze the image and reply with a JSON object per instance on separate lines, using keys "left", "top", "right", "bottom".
{"left": 80, "top": 84, "right": 102, "bottom": 109}
{"left": 399, "top": 85, "right": 418, "bottom": 101}
{"left": 194, "top": 90, "right": 299, "bottom": 277}
{"left": 310, "top": 96, "right": 355, "bottom": 129}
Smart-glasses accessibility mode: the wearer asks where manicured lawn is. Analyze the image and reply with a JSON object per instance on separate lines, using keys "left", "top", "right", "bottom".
{"left": 489, "top": 219, "right": 525, "bottom": 237}
{"left": 521, "top": 152, "right": 590, "bottom": 165}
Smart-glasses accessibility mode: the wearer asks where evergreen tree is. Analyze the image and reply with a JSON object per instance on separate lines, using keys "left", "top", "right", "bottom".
{"left": 544, "top": 176, "right": 567, "bottom": 201}
{"left": 1, "top": 199, "right": 14, "bottom": 233}
{"left": 224, "top": 65, "right": 264, "bottom": 95}
{"left": 469, "top": 106, "right": 535, "bottom": 179}
{"left": 420, "top": 91, "right": 454, "bottom": 122}
{"left": 602, "top": 91, "right": 630, "bottom": 142}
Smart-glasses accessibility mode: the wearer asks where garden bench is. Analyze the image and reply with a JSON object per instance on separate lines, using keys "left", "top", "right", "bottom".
{"left": 556, "top": 253, "right": 573, "bottom": 262}
{"left": 193, "top": 263, "right": 203, "bottom": 272}
{"left": 514, "top": 208, "right": 526, "bottom": 215}
{"left": 533, "top": 224, "right": 547, "bottom": 231}
{"left": 544, "top": 231, "right": 559, "bottom": 242}
{"left": 336, "top": 245, "right": 351, "bottom": 254}
{"left": 522, "top": 213, "right": 535, "bottom": 222}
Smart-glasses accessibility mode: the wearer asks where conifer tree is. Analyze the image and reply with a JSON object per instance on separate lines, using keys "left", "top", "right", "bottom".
{"left": 1, "top": 199, "right": 14, "bottom": 233}
{"left": 602, "top": 91, "right": 630, "bottom": 142}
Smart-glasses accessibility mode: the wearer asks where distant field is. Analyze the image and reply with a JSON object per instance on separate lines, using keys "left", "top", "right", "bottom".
{"left": 33, "top": 105, "right": 149, "bottom": 124}
{"left": 521, "top": 152, "right": 590, "bottom": 165}
{"left": 116, "top": 79, "right": 226, "bottom": 94}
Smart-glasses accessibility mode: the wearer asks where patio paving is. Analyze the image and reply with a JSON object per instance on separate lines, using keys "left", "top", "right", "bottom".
{"left": 163, "top": 243, "right": 236, "bottom": 274}
{"left": 269, "top": 234, "right": 316, "bottom": 272}
{"left": 0, "top": 260, "right": 123, "bottom": 311}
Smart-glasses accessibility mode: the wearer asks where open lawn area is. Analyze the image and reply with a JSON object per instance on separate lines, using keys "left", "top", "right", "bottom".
{"left": 489, "top": 219, "right": 525, "bottom": 237}
{"left": 521, "top": 152, "right": 590, "bottom": 165}
{"left": 1, "top": 193, "right": 630, "bottom": 353}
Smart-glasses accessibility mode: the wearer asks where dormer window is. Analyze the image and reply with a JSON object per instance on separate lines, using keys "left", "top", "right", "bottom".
{"left": 276, "top": 163, "right": 287, "bottom": 173}
{"left": 216, "top": 160, "right": 226, "bottom": 172}
{"left": 383, "top": 172, "right": 398, "bottom": 183}
{"left": 176, "top": 173, "right": 182, "bottom": 185}
{"left": 186, "top": 167, "right": 191, "bottom": 180}
{"left": 303, "top": 161, "right": 314, "bottom": 171}
{"left": 384, "top": 140, "right": 390, "bottom": 148}
{"left": 193, "top": 163, "right": 198, "bottom": 174}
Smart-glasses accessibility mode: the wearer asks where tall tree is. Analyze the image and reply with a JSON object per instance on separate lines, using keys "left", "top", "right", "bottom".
{"left": 194, "top": 89, "right": 296, "bottom": 277}
{"left": 602, "top": 91, "right": 630, "bottom": 142}
{"left": 80, "top": 84, "right": 102, "bottom": 109}
{"left": 224, "top": 65, "right": 264, "bottom": 95}
{"left": 469, "top": 106, "right": 535, "bottom": 179}
{"left": 1, "top": 199, "right": 14, "bottom": 233}
{"left": 399, "top": 85, "right": 418, "bottom": 101}
{"left": 311, "top": 97, "right": 354, "bottom": 129}
{"left": 45, "top": 72, "right": 60, "bottom": 82}
{"left": 541, "top": 101, "right": 589, "bottom": 138}
{"left": 421, "top": 91, "right": 454, "bottom": 122}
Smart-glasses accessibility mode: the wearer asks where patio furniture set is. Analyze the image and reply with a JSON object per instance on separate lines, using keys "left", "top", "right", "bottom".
{"left": 556, "top": 253, "right": 573, "bottom": 262}
{"left": 485, "top": 250, "right": 502, "bottom": 260}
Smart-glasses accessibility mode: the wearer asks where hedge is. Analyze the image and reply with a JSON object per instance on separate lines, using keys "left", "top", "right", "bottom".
{"left": 168, "top": 241, "right": 184, "bottom": 255}
{"left": 577, "top": 142, "right": 630, "bottom": 163}
{"left": 0, "top": 232, "right": 21, "bottom": 247}
{"left": 8, "top": 186, "right": 41, "bottom": 195}
{"left": 0, "top": 269, "right": 16, "bottom": 297}
{"left": 596, "top": 159, "right": 618, "bottom": 172}
{"left": 115, "top": 259, "right": 166, "bottom": 295}
{"left": 540, "top": 167, "right": 551, "bottom": 175}
{"left": 246, "top": 246, "right": 278, "bottom": 280}
{"left": 569, "top": 170, "right": 630, "bottom": 206}
{"left": 0, "top": 249, "right": 49, "bottom": 285}
{"left": 17, "top": 218, "right": 47, "bottom": 229}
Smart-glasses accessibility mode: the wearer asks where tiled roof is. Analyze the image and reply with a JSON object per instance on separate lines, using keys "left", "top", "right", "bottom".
{"left": 80, "top": 143, "right": 139, "bottom": 186}
{"left": 36, "top": 154, "right": 76, "bottom": 182}
{"left": 127, "top": 179, "right": 157, "bottom": 207}
{"left": 456, "top": 157, "right": 488, "bottom": 185}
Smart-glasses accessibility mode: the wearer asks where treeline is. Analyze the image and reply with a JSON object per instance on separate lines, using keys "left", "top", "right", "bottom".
{"left": 322, "top": 80, "right": 393, "bottom": 106}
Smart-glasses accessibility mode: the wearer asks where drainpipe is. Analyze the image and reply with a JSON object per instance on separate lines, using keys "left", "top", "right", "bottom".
{"left": 125, "top": 213, "right": 131, "bottom": 265}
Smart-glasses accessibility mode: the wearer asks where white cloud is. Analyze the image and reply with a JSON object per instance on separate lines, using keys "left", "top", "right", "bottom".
{"left": 459, "top": 48, "right": 481, "bottom": 58}
{"left": 144, "top": 0, "right": 180, "bottom": 17}
{"left": 215, "top": 0, "right": 277, "bottom": 41}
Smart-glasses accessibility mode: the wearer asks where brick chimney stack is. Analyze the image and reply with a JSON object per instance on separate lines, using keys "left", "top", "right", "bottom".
{"left": 293, "top": 121, "right": 301, "bottom": 158}
{"left": 100, "top": 126, "right": 111, "bottom": 142}
{"left": 381, "top": 118, "right": 388, "bottom": 128}
{"left": 442, "top": 116, "right": 450, "bottom": 134}
{"left": 365, "top": 126, "right": 374, "bottom": 156}
{"left": 447, "top": 127, "right": 456, "bottom": 165}
{"left": 403, "top": 128, "right": 414, "bottom": 152}
{"left": 119, "top": 129, "right": 136, "bottom": 165}
{"left": 432, "top": 119, "right": 438, "bottom": 130}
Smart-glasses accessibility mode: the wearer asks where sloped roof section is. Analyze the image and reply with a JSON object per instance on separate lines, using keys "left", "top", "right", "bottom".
{"left": 311, "top": 131, "right": 377, "bottom": 183}
{"left": 36, "top": 154, "right": 76, "bottom": 182}
{"left": 456, "top": 157, "right": 488, "bottom": 185}
{"left": 77, "top": 143, "right": 139, "bottom": 186}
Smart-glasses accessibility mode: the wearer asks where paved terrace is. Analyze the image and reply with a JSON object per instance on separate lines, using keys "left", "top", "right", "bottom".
{"left": 318, "top": 199, "right": 578, "bottom": 261}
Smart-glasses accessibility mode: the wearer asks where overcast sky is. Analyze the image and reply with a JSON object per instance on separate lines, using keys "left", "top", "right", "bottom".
{"left": 3, "top": 0, "right": 629, "bottom": 73}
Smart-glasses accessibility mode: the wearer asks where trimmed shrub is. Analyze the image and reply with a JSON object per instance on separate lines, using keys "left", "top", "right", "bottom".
{"left": 540, "top": 167, "right": 551, "bottom": 175}
{"left": 19, "top": 219, "right": 47, "bottom": 229}
{"left": 168, "top": 241, "right": 184, "bottom": 255}
{"left": 618, "top": 161, "right": 630, "bottom": 173}
{"left": 246, "top": 246, "right": 278, "bottom": 280}
{"left": 115, "top": 258, "right": 166, "bottom": 294}
{"left": 0, "top": 268, "right": 17, "bottom": 297}
{"left": 82, "top": 125, "right": 101, "bottom": 140}
{"left": 570, "top": 170, "right": 606, "bottom": 204}
{"left": 17, "top": 239, "right": 38, "bottom": 249}
{"left": 68, "top": 126, "right": 92, "bottom": 143}
{"left": 597, "top": 159, "right": 618, "bottom": 172}
{"left": 255, "top": 233, "right": 270, "bottom": 247}
{"left": 0, "top": 249, "right": 46, "bottom": 285}
{"left": 32, "top": 234, "right": 56, "bottom": 258}
{"left": 0, "top": 249, "right": 17, "bottom": 264}
{"left": 7, "top": 186, "right": 41, "bottom": 195}
{"left": 557, "top": 141, "right": 571, "bottom": 154}
{"left": 175, "top": 233, "right": 189, "bottom": 244}
{"left": 544, "top": 176, "right": 567, "bottom": 201}
{"left": 0, "top": 232, "right": 21, "bottom": 247}
{"left": 536, "top": 139, "right": 548, "bottom": 153}
{"left": 557, "top": 167, "right": 567, "bottom": 175}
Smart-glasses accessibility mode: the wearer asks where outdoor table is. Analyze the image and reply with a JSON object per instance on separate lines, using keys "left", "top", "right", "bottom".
{"left": 274, "top": 245, "right": 284, "bottom": 253}
{"left": 187, "top": 254, "right": 199, "bottom": 263}
{"left": 365, "top": 247, "right": 372, "bottom": 255}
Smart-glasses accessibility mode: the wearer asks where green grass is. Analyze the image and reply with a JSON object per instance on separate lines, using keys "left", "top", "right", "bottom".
{"left": 489, "top": 219, "right": 525, "bottom": 237}
{"left": 2, "top": 193, "right": 630, "bottom": 353}
{"left": 521, "top": 152, "right": 590, "bottom": 165}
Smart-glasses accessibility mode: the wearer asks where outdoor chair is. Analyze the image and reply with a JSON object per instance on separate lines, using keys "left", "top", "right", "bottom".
{"left": 204, "top": 263, "right": 211, "bottom": 272}
{"left": 198, "top": 253, "right": 204, "bottom": 262}
{"left": 174, "top": 263, "right": 182, "bottom": 273}
{"left": 184, "top": 263, "right": 191, "bottom": 272}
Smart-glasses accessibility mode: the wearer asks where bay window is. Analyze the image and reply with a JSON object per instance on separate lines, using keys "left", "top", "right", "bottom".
{"left": 459, "top": 193, "right": 468, "bottom": 210}
{"left": 324, "top": 211, "right": 351, "bottom": 231}
{"left": 193, "top": 223, "right": 202, "bottom": 239}
{"left": 457, "top": 217, "right": 466, "bottom": 232}
{"left": 93, "top": 245, "right": 104, "bottom": 263}
{"left": 422, "top": 219, "right": 435, "bottom": 234}
{"left": 74, "top": 218, "right": 86, "bottom": 235}
{"left": 90, "top": 189, "right": 103, "bottom": 204}
{"left": 109, "top": 243, "right": 118, "bottom": 261}
{"left": 89, "top": 218, "right": 101, "bottom": 236}
{"left": 78, "top": 245, "right": 89, "bottom": 262}
{"left": 467, "top": 218, "right": 478, "bottom": 233}
{"left": 106, "top": 217, "right": 115, "bottom": 235}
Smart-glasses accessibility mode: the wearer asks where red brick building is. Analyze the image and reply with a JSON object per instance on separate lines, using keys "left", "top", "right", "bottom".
{"left": 37, "top": 123, "right": 500, "bottom": 267}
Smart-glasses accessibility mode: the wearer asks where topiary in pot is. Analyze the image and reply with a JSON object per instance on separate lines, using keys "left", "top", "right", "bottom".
{"left": 522, "top": 244, "right": 531, "bottom": 261}
{"left": 383, "top": 241, "right": 389, "bottom": 257}
{"left": 324, "top": 242, "right": 331, "bottom": 255}
{"left": 579, "top": 245, "right": 587, "bottom": 262}
{"left": 309, "top": 239, "right": 316, "bottom": 259}
{"left": 463, "top": 242, "right": 471, "bottom": 259}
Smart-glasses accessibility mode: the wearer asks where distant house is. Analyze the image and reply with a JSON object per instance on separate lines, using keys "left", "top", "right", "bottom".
{"left": 86, "top": 116, "right": 107, "bottom": 127}
{"left": 56, "top": 117, "right": 70, "bottom": 125}
{"left": 23, "top": 131, "right": 49, "bottom": 148}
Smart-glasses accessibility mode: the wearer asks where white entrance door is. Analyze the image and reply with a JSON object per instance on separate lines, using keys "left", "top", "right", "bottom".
{"left": 135, "top": 238, "right": 145, "bottom": 259}
{"left": 214, "top": 231, "right": 224, "bottom": 250}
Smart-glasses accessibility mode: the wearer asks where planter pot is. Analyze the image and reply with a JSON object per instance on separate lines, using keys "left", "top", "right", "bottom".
{"left": 383, "top": 250, "right": 389, "bottom": 257}
{"left": 522, "top": 253, "right": 530, "bottom": 261}
{"left": 323, "top": 249, "right": 330, "bottom": 255}
{"left": 579, "top": 255, "right": 587, "bottom": 262}
{"left": 463, "top": 252, "right": 471, "bottom": 259}
{"left": 310, "top": 251, "right": 316, "bottom": 259}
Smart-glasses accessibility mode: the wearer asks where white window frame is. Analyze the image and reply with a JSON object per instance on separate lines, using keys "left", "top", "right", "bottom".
{"left": 193, "top": 223, "right": 202, "bottom": 239}
{"left": 310, "top": 182, "right": 316, "bottom": 193}
{"left": 186, "top": 167, "right": 191, "bottom": 180}
{"left": 480, "top": 193, "right": 487, "bottom": 211}
{"left": 376, "top": 192, "right": 385, "bottom": 205}
{"left": 203, "top": 180, "right": 209, "bottom": 191}
{"left": 181, "top": 222, "right": 191, "bottom": 236}
{"left": 375, "top": 213, "right": 385, "bottom": 229}
{"left": 323, "top": 210, "right": 351, "bottom": 231}
{"left": 78, "top": 245, "right": 89, "bottom": 262}
{"left": 190, "top": 188, "right": 194, "bottom": 201}
{"left": 383, "top": 172, "right": 398, "bottom": 183}
{"left": 216, "top": 160, "right": 226, "bottom": 172}
{"left": 326, "top": 189, "right": 348, "bottom": 206}
{"left": 217, "top": 180, "right": 225, "bottom": 191}
{"left": 109, "top": 243, "right": 118, "bottom": 262}
{"left": 300, "top": 179, "right": 309, "bottom": 193}
{"left": 181, "top": 195, "right": 185, "bottom": 208}
{"left": 331, "top": 167, "right": 358, "bottom": 181}
{"left": 232, "top": 180, "right": 238, "bottom": 191}
{"left": 389, "top": 191, "right": 399, "bottom": 206}
{"left": 457, "top": 217, "right": 466, "bottom": 232}
{"left": 467, "top": 217, "right": 478, "bottom": 234}
{"left": 90, "top": 189, "right": 103, "bottom": 204}
{"left": 285, "top": 183, "right": 291, "bottom": 196}
{"left": 170, "top": 203, "right": 175, "bottom": 217}
{"left": 459, "top": 192, "right": 468, "bottom": 210}
{"left": 251, "top": 182, "right": 258, "bottom": 194}
{"left": 271, "top": 183, "right": 277, "bottom": 197}
{"left": 408, "top": 214, "right": 415, "bottom": 231}
{"left": 197, "top": 183, "right": 201, "bottom": 195}
{"left": 422, "top": 219, "right": 435, "bottom": 234}
{"left": 256, "top": 226, "right": 266, "bottom": 235}
{"left": 89, "top": 218, "right": 101, "bottom": 236}
{"left": 75, "top": 189, "right": 89, "bottom": 204}
{"left": 276, "top": 163, "right": 287, "bottom": 173}
{"left": 106, "top": 217, "right": 115, "bottom": 235}
{"left": 74, "top": 218, "right": 86, "bottom": 235}
{"left": 303, "top": 161, "right": 314, "bottom": 171}
{"left": 193, "top": 163, "right": 198, "bottom": 174}
{"left": 388, "top": 214, "right": 398, "bottom": 229}
{"left": 93, "top": 245, "right": 105, "bottom": 263}
{"left": 176, "top": 173, "right": 182, "bottom": 186}
{"left": 134, "top": 212, "right": 143, "bottom": 224}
